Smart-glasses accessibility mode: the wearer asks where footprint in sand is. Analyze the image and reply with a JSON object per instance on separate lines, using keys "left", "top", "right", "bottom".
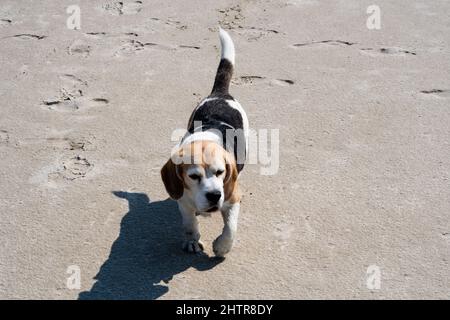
{"left": 270, "top": 79, "right": 295, "bottom": 87}
{"left": 48, "top": 155, "right": 93, "bottom": 182}
{"left": 88, "top": 98, "right": 109, "bottom": 107}
{"left": 55, "top": 74, "right": 88, "bottom": 100}
{"left": 42, "top": 74, "right": 109, "bottom": 111}
{"left": 42, "top": 74, "right": 86, "bottom": 110}
{"left": 360, "top": 47, "right": 417, "bottom": 56}
{"left": 217, "top": 6, "right": 279, "bottom": 41}
{"left": 218, "top": 5, "right": 244, "bottom": 29}
{"left": 114, "top": 39, "right": 195, "bottom": 57}
{"left": 420, "top": 89, "right": 450, "bottom": 99}
{"left": 59, "top": 74, "right": 88, "bottom": 88}
{"left": 149, "top": 17, "right": 187, "bottom": 30}
{"left": 234, "top": 27, "right": 280, "bottom": 42}
{"left": 85, "top": 31, "right": 139, "bottom": 39}
{"left": 0, "top": 129, "right": 10, "bottom": 145}
{"left": 103, "top": 1, "right": 143, "bottom": 15}
{"left": 114, "top": 39, "right": 148, "bottom": 56}
{"left": 232, "top": 76, "right": 266, "bottom": 86}
{"left": 0, "top": 19, "right": 12, "bottom": 27}
{"left": 11, "top": 34, "right": 47, "bottom": 40}
{"left": 292, "top": 40, "right": 356, "bottom": 48}
{"left": 67, "top": 39, "right": 91, "bottom": 57}
{"left": 292, "top": 42, "right": 417, "bottom": 58}
{"left": 46, "top": 135, "right": 97, "bottom": 151}
{"left": 232, "top": 76, "right": 295, "bottom": 87}
{"left": 42, "top": 98, "right": 79, "bottom": 111}
{"left": 66, "top": 136, "right": 96, "bottom": 151}
{"left": 118, "top": 0, "right": 143, "bottom": 15}
{"left": 42, "top": 97, "right": 109, "bottom": 112}
{"left": 178, "top": 45, "right": 200, "bottom": 50}
{"left": 273, "top": 222, "right": 295, "bottom": 251}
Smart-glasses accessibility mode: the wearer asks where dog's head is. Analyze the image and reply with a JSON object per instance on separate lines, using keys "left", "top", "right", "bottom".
{"left": 161, "top": 141, "right": 239, "bottom": 212}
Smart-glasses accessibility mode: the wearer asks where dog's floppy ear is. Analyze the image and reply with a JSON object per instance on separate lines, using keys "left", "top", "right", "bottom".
{"left": 224, "top": 151, "right": 240, "bottom": 203}
{"left": 161, "top": 158, "right": 184, "bottom": 200}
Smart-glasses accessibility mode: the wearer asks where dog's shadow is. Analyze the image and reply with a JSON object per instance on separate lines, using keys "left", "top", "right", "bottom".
{"left": 78, "top": 191, "right": 222, "bottom": 300}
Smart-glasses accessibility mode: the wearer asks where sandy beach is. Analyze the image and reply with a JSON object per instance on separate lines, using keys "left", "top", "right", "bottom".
{"left": 0, "top": 0, "right": 449, "bottom": 299}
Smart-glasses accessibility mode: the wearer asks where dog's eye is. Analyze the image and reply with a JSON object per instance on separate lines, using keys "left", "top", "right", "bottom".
{"left": 188, "top": 174, "right": 201, "bottom": 181}
{"left": 215, "top": 170, "right": 224, "bottom": 176}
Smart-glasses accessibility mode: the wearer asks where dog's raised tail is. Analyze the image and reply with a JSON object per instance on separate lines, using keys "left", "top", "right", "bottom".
{"left": 211, "top": 28, "right": 235, "bottom": 95}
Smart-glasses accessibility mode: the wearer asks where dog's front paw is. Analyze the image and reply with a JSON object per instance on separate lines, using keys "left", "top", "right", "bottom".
{"left": 213, "top": 235, "right": 233, "bottom": 257}
{"left": 182, "top": 239, "right": 204, "bottom": 253}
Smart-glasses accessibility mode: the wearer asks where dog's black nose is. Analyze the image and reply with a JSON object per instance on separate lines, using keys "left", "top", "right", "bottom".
{"left": 206, "top": 191, "right": 222, "bottom": 204}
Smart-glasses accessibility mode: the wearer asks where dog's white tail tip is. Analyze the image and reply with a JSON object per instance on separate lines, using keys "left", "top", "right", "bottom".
{"left": 219, "top": 27, "right": 235, "bottom": 65}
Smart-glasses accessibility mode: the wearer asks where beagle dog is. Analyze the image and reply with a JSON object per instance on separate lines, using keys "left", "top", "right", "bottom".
{"left": 161, "top": 28, "right": 248, "bottom": 257}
